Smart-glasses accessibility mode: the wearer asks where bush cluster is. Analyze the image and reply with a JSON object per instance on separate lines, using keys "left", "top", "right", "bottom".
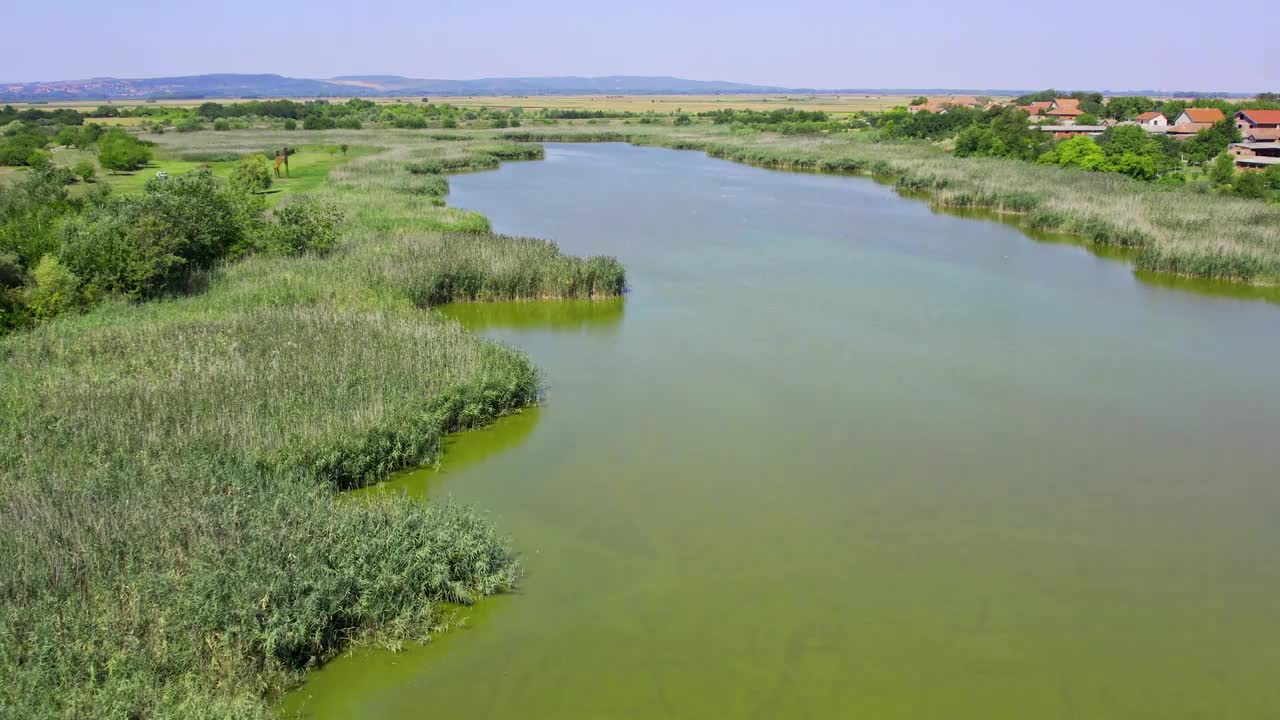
{"left": 0, "top": 166, "right": 343, "bottom": 332}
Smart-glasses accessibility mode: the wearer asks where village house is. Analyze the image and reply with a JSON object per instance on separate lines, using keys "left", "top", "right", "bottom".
{"left": 1037, "top": 125, "right": 1108, "bottom": 139}
{"left": 1231, "top": 141, "right": 1280, "bottom": 170}
{"left": 1045, "top": 98, "right": 1085, "bottom": 125}
{"left": 1173, "top": 107, "right": 1226, "bottom": 126}
{"left": 1016, "top": 100, "right": 1054, "bottom": 117}
{"left": 1165, "top": 107, "right": 1226, "bottom": 137}
{"left": 1135, "top": 111, "right": 1167, "bottom": 130}
{"left": 908, "top": 96, "right": 980, "bottom": 114}
{"left": 1235, "top": 109, "right": 1280, "bottom": 141}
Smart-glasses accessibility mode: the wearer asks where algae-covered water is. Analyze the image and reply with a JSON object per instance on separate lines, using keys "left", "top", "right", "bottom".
{"left": 283, "top": 143, "right": 1280, "bottom": 718}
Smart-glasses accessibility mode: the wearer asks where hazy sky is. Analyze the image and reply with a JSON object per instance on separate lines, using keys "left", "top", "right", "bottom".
{"left": 5, "top": 0, "right": 1275, "bottom": 92}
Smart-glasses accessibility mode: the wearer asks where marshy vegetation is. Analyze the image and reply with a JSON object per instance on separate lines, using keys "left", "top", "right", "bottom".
{"left": 0, "top": 129, "right": 622, "bottom": 717}
{"left": 3, "top": 107, "right": 1277, "bottom": 716}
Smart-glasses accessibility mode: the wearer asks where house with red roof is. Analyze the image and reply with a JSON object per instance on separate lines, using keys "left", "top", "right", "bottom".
{"left": 908, "top": 96, "right": 981, "bottom": 114}
{"left": 1016, "top": 100, "right": 1054, "bottom": 117}
{"left": 1165, "top": 108, "right": 1227, "bottom": 137}
{"left": 1046, "top": 99, "right": 1085, "bottom": 124}
{"left": 1236, "top": 109, "right": 1280, "bottom": 137}
{"left": 1172, "top": 107, "right": 1225, "bottom": 126}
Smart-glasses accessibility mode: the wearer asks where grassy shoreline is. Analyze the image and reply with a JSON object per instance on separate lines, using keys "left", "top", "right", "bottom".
{"left": 488, "top": 123, "right": 1280, "bottom": 286}
{"left": 3, "top": 120, "right": 1273, "bottom": 716}
{"left": 0, "top": 131, "right": 622, "bottom": 717}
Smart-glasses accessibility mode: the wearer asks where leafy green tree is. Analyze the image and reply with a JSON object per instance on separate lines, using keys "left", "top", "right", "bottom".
{"left": 55, "top": 126, "right": 79, "bottom": 147}
{"left": 229, "top": 154, "right": 272, "bottom": 195}
{"left": 1209, "top": 152, "right": 1236, "bottom": 186}
{"left": 74, "top": 123, "right": 103, "bottom": 149}
{"left": 1233, "top": 171, "right": 1268, "bottom": 199}
{"left": 283, "top": 119, "right": 297, "bottom": 130}
{"left": 339, "top": 143, "right": 349, "bottom": 155}
{"left": 1074, "top": 113, "right": 1099, "bottom": 126}
{"left": 989, "top": 108, "right": 1042, "bottom": 160}
{"left": 909, "top": 96, "right": 928, "bottom": 106}
{"left": 1101, "top": 125, "right": 1154, "bottom": 155}
{"left": 60, "top": 168, "right": 257, "bottom": 298}
{"left": 97, "top": 129, "right": 152, "bottom": 172}
{"left": 303, "top": 113, "right": 335, "bottom": 130}
{"left": 673, "top": 113, "right": 693, "bottom": 126}
{"left": 25, "top": 254, "right": 81, "bottom": 321}
{"left": 0, "top": 126, "right": 48, "bottom": 166}
{"left": 72, "top": 160, "right": 96, "bottom": 183}
{"left": 25, "top": 150, "right": 51, "bottom": 169}
{"left": 1264, "top": 164, "right": 1280, "bottom": 191}
{"left": 1104, "top": 96, "right": 1156, "bottom": 120}
{"left": 953, "top": 125, "right": 996, "bottom": 157}
{"left": 0, "top": 166, "right": 76, "bottom": 267}
{"left": 1106, "top": 151, "right": 1157, "bottom": 180}
{"left": 1040, "top": 136, "right": 1108, "bottom": 170}
{"left": 175, "top": 116, "right": 203, "bottom": 133}
{"left": 1184, "top": 120, "right": 1242, "bottom": 164}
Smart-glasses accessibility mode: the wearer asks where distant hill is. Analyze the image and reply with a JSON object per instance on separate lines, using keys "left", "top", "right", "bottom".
{"left": 2, "top": 74, "right": 1260, "bottom": 102}
{"left": 0, "top": 73, "right": 789, "bottom": 101}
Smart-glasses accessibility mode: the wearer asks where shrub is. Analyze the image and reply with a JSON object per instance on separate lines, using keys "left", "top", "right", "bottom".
{"left": 213, "top": 118, "right": 231, "bottom": 131}
{"left": 0, "top": 127, "right": 48, "bottom": 166}
{"left": 1264, "top": 164, "right": 1280, "bottom": 191}
{"left": 1209, "top": 152, "right": 1236, "bottom": 186}
{"left": 72, "top": 159, "right": 96, "bottom": 183}
{"left": 54, "top": 126, "right": 79, "bottom": 147}
{"left": 25, "top": 254, "right": 81, "bottom": 320}
{"left": 60, "top": 168, "right": 255, "bottom": 298}
{"left": 230, "top": 153, "right": 273, "bottom": 195}
{"left": 1234, "top": 171, "right": 1268, "bottom": 199}
{"left": 24, "top": 149, "right": 51, "bottom": 169}
{"left": 267, "top": 197, "right": 344, "bottom": 255}
{"left": 283, "top": 118, "right": 297, "bottom": 130}
{"left": 303, "top": 114, "right": 335, "bottom": 130}
{"left": 97, "top": 129, "right": 152, "bottom": 171}
{"left": 0, "top": 166, "right": 76, "bottom": 267}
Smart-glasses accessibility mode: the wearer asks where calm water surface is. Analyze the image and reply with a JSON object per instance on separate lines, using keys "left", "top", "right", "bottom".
{"left": 285, "top": 144, "right": 1280, "bottom": 718}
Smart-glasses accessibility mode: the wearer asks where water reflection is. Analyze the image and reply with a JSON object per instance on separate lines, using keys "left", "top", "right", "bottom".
{"left": 439, "top": 297, "right": 625, "bottom": 333}
{"left": 356, "top": 407, "right": 542, "bottom": 501}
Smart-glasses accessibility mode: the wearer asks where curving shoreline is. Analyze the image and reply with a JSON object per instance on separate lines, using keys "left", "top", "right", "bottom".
{"left": 492, "top": 124, "right": 1280, "bottom": 287}
{"left": 0, "top": 132, "right": 623, "bottom": 718}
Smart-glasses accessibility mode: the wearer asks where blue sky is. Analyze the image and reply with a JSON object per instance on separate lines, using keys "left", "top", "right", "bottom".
{"left": 5, "top": 0, "right": 1275, "bottom": 92}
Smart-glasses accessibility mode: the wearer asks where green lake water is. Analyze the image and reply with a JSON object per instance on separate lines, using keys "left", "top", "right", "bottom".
{"left": 284, "top": 143, "right": 1280, "bottom": 718}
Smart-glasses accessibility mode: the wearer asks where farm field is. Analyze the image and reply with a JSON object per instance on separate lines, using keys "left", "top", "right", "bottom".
{"left": 5, "top": 93, "right": 957, "bottom": 116}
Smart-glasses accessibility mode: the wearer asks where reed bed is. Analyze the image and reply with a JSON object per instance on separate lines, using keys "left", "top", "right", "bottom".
{"left": 0, "top": 129, "right": 622, "bottom": 717}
